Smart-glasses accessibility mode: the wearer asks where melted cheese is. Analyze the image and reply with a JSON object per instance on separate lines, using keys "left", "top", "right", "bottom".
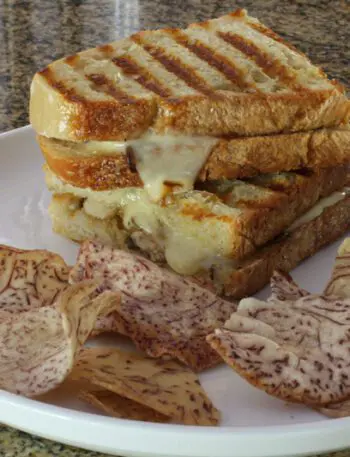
{"left": 45, "top": 168, "right": 229, "bottom": 275}
{"left": 287, "top": 189, "right": 349, "bottom": 232}
{"left": 49, "top": 133, "right": 218, "bottom": 200}
{"left": 67, "top": 140, "right": 126, "bottom": 155}
{"left": 128, "top": 134, "right": 218, "bottom": 201}
{"left": 163, "top": 230, "right": 238, "bottom": 276}
{"left": 45, "top": 168, "right": 349, "bottom": 275}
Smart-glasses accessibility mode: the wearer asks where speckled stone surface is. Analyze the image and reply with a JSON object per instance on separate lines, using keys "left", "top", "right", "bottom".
{"left": 1, "top": 425, "right": 350, "bottom": 457}
{"left": 0, "top": 425, "right": 112, "bottom": 456}
{"left": 0, "top": 0, "right": 349, "bottom": 132}
{"left": 1, "top": 0, "right": 350, "bottom": 455}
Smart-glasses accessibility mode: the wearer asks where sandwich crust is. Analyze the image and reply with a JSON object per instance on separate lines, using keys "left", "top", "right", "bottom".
{"left": 30, "top": 10, "right": 350, "bottom": 141}
{"left": 39, "top": 127, "right": 350, "bottom": 190}
{"left": 154, "top": 89, "right": 350, "bottom": 139}
{"left": 215, "top": 196, "right": 350, "bottom": 298}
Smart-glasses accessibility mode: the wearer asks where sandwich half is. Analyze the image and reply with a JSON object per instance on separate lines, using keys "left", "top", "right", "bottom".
{"left": 46, "top": 164, "right": 350, "bottom": 295}
{"left": 48, "top": 189, "right": 350, "bottom": 298}
{"left": 30, "top": 9, "right": 350, "bottom": 143}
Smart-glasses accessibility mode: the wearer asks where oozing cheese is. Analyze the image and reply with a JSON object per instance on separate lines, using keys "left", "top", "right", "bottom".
{"left": 128, "top": 134, "right": 218, "bottom": 201}
{"left": 45, "top": 168, "right": 349, "bottom": 275}
{"left": 287, "top": 189, "right": 349, "bottom": 232}
{"left": 48, "top": 133, "right": 218, "bottom": 200}
{"left": 45, "top": 167, "right": 234, "bottom": 275}
{"left": 64, "top": 140, "right": 126, "bottom": 156}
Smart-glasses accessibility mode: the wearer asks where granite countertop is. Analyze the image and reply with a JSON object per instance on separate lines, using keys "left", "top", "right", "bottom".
{"left": 0, "top": 426, "right": 349, "bottom": 457}
{"left": 0, "top": 0, "right": 350, "bottom": 455}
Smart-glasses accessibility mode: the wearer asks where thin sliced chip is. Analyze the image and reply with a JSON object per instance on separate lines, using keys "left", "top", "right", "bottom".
{"left": 269, "top": 271, "right": 309, "bottom": 302}
{"left": 70, "top": 240, "right": 236, "bottom": 371}
{"left": 70, "top": 347, "right": 220, "bottom": 425}
{"left": 324, "top": 238, "right": 350, "bottom": 298}
{"left": 0, "top": 282, "right": 119, "bottom": 397}
{"left": 0, "top": 245, "right": 69, "bottom": 314}
{"left": 208, "top": 291, "right": 350, "bottom": 406}
{"left": 316, "top": 399, "right": 350, "bottom": 418}
{"left": 79, "top": 388, "right": 168, "bottom": 423}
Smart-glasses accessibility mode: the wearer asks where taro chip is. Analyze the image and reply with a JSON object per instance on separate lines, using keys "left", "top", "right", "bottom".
{"left": 0, "top": 282, "right": 119, "bottom": 397}
{"left": 69, "top": 240, "right": 237, "bottom": 371}
{"left": 79, "top": 389, "right": 168, "bottom": 423}
{"left": 269, "top": 271, "right": 309, "bottom": 302}
{"left": 207, "top": 278, "right": 350, "bottom": 406}
{"left": 316, "top": 399, "right": 350, "bottom": 418}
{"left": 0, "top": 245, "right": 70, "bottom": 315}
{"left": 324, "top": 238, "right": 350, "bottom": 299}
{"left": 70, "top": 347, "right": 220, "bottom": 425}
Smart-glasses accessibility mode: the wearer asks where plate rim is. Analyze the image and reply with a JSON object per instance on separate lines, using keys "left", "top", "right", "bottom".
{"left": 2, "top": 390, "right": 350, "bottom": 457}
{"left": 0, "top": 124, "right": 31, "bottom": 137}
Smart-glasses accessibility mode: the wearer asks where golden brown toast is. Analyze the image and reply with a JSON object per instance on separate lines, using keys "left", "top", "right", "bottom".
{"left": 211, "top": 195, "right": 350, "bottom": 298}
{"left": 39, "top": 127, "right": 350, "bottom": 190}
{"left": 30, "top": 9, "right": 350, "bottom": 142}
{"left": 45, "top": 165, "right": 349, "bottom": 275}
{"left": 48, "top": 189, "right": 350, "bottom": 299}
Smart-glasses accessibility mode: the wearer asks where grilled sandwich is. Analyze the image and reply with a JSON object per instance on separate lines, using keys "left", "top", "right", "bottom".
{"left": 31, "top": 9, "right": 350, "bottom": 201}
{"left": 30, "top": 8, "right": 350, "bottom": 299}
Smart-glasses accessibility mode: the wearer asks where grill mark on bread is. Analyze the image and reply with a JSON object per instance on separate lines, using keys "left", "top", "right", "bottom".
{"left": 126, "top": 146, "right": 137, "bottom": 173}
{"left": 65, "top": 54, "right": 80, "bottom": 66}
{"left": 86, "top": 73, "right": 136, "bottom": 103}
{"left": 244, "top": 20, "right": 330, "bottom": 83}
{"left": 180, "top": 204, "right": 235, "bottom": 223}
{"left": 63, "top": 56, "right": 134, "bottom": 102}
{"left": 228, "top": 20, "right": 333, "bottom": 90}
{"left": 168, "top": 30, "right": 254, "bottom": 91}
{"left": 112, "top": 56, "right": 172, "bottom": 97}
{"left": 38, "top": 67, "right": 86, "bottom": 103}
{"left": 229, "top": 9, "right": 247, "bottom": 19}
{"left": 98, "top": 44, "right": 115, "bottom": 55}
{"left": 131, "top": 34, "right": 217, "bottom": 97}
{"left": 247, "top": 22, "right": 300, "bottom": 54}
{"left": 217, "top": 32, "right": 297, "bottom": 87}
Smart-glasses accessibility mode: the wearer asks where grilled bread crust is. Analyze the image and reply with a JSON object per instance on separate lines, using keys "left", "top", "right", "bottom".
{"left": 30, "top": 9, "right": 350, "bottom": 142}
{"left": 39, "top": 127, "right": 350, "bottom": 190}
{"left": 39, "top": 135, "right": 143, "bottom": 190}
{"left": 48, "top": 194, "right": 128, "bottom": 246}
{"left": 48, "top": 193, "right": 350, "bottom": 299}
{"left": 214, "top": 196, "right": 350, "bottom": 298}
{"left": 45, "top": 165, "right": 349, "bottom": 265}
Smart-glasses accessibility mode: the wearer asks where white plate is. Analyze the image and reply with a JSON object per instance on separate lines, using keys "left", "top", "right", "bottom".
{"left": 0, "top": 125, "right": 349, "bottom": 457}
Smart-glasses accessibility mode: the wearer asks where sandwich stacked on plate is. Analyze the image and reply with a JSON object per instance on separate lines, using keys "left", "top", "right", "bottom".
{"left": 29, "top": 9, "right": 350, "bottom": 298}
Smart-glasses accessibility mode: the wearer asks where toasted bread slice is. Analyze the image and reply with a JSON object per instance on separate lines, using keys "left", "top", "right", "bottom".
{"left": 212, "top": 194, "right": 350, "bottom": 298}
{"left": 46, "top": 165, "right": 349, "bottom": 274}
{"left": 30, "top": 9, "right": 350, "bottom": 142}
{"left": 39, "top": 127, "right": 350, "bottom": 190}
{"left": 48, "top": 194, "right": 128, "bottom": 246}
{"left": 49, "top": 190, "right": 350, "bottom": 299}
